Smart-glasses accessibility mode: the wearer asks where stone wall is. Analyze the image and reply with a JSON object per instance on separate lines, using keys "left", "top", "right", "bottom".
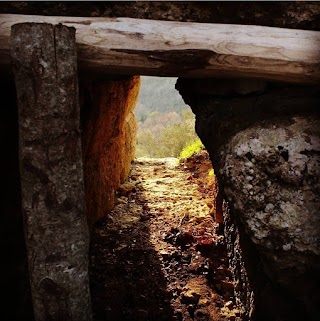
{"left": 80, "top": 76, "right": 140, "bottom": 228}
{"left": 176, "top": 78, "right": 320, "bottom": 320}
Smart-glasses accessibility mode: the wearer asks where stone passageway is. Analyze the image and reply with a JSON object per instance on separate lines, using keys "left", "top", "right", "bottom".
{"left": 89, "top": 152, "right": 241, "bottom": 321}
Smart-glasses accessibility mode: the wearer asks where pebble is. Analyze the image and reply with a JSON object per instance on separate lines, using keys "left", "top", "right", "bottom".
{"left": 181, "top": 290, "right": 201, "bottom": 304}
{"left": 116, "top": 196, "right": 128, "bottom": 204}
{"left": 117, "top": 182, "right": 136, "bottom": 196}
{"left": 225, "top": 300, "right": 234, "bottom": 308}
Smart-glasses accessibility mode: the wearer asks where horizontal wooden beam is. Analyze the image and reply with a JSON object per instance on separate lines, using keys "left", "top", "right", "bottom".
{"left": 1, "top": 14, "right": 320, "bottom": 83}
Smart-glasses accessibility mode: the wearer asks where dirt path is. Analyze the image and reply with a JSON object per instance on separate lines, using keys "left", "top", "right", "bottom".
{"left": 90, "top": 154, "right": 240, "bottom": 321}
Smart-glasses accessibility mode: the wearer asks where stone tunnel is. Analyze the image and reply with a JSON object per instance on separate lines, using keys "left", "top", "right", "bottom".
{"left": 0, "top": 2, "right": 319, "bottom": 321}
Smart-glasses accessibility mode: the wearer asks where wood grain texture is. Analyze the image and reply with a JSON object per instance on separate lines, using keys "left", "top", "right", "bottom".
{"left": 11, "top": 22, "right": 92, "bottom": 321}
{"left": 2, "top": 14, "right": 320, "bottom": 83}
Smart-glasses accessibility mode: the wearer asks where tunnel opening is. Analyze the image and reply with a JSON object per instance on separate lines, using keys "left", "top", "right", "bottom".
{"left": 1, "top": 67, "right": 319, "bottom": 321}
{"left": 135, "top": 76, "right": 200, "bottom": 159}
{"left": 79, "top": 74, "right": 320, "bottom": 321}
{"left": 84, "top": 75, "right": 239, "bottom": 320}
{"left": 0, "top": 6, "right": 319, "bottom": 319}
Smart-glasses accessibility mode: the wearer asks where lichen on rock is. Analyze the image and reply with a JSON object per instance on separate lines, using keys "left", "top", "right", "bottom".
{"left": 219, "top": 115, "right": 320, "bottom": 280}
{"left": 177, "top": 76, "right": 320, "bottom": 320}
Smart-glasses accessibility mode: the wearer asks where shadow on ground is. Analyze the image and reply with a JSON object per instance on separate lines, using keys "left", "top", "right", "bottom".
{"left": 89, "top": 187, "right": 174, "bottom": 321}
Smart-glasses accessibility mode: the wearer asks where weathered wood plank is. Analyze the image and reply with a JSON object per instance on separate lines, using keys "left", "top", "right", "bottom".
{"left": 11, "top": 23, "right": 92, "bottom": 321}
{"left": 2, "top": 14, "right": 320, "bottom": 83}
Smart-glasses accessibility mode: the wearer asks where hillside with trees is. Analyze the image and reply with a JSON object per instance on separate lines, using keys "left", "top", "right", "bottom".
{"left": 135, "top": 76, "right": 200, "bottom": 157}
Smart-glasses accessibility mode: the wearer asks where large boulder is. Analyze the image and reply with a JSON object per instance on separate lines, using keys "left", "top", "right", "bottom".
{"left": 177, "top": 77, "right": 320, "bottom": 320}
{"left": 219, "top": 115, "right": 320, "bottom": 319}
{"left": 80, "top": 76, "right": 140, "bottom": 227}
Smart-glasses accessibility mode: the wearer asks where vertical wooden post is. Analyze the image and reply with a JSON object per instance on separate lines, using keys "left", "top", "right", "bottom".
{"left": 11, "top": 23, "right": 92, "bottom": 321}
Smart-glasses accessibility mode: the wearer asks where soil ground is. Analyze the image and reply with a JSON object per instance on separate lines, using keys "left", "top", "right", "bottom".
{"left": 89, "top": 151, "right": 241, "bottom": 321}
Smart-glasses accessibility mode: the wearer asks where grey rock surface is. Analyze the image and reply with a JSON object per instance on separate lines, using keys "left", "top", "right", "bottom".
{"left": 219, "top": 115, "right": 320, "bottom": 285}
{"left": 177, "top": 77, "right": 320, "bottom": 320}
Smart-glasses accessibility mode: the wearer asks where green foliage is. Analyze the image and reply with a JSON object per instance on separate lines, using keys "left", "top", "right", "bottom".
{"left": 179, "top": 139, "right": 204, "bottom": 159}
{"left": 136, "top": 109, "right": 199, "bottom": 158}
{"left": 135, "top": 76, "right": 201, "bottom": 158}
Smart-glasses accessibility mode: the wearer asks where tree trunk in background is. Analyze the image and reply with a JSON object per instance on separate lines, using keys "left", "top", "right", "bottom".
{"left": 11, "top": 23, "right": 92, "bottom": 321}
